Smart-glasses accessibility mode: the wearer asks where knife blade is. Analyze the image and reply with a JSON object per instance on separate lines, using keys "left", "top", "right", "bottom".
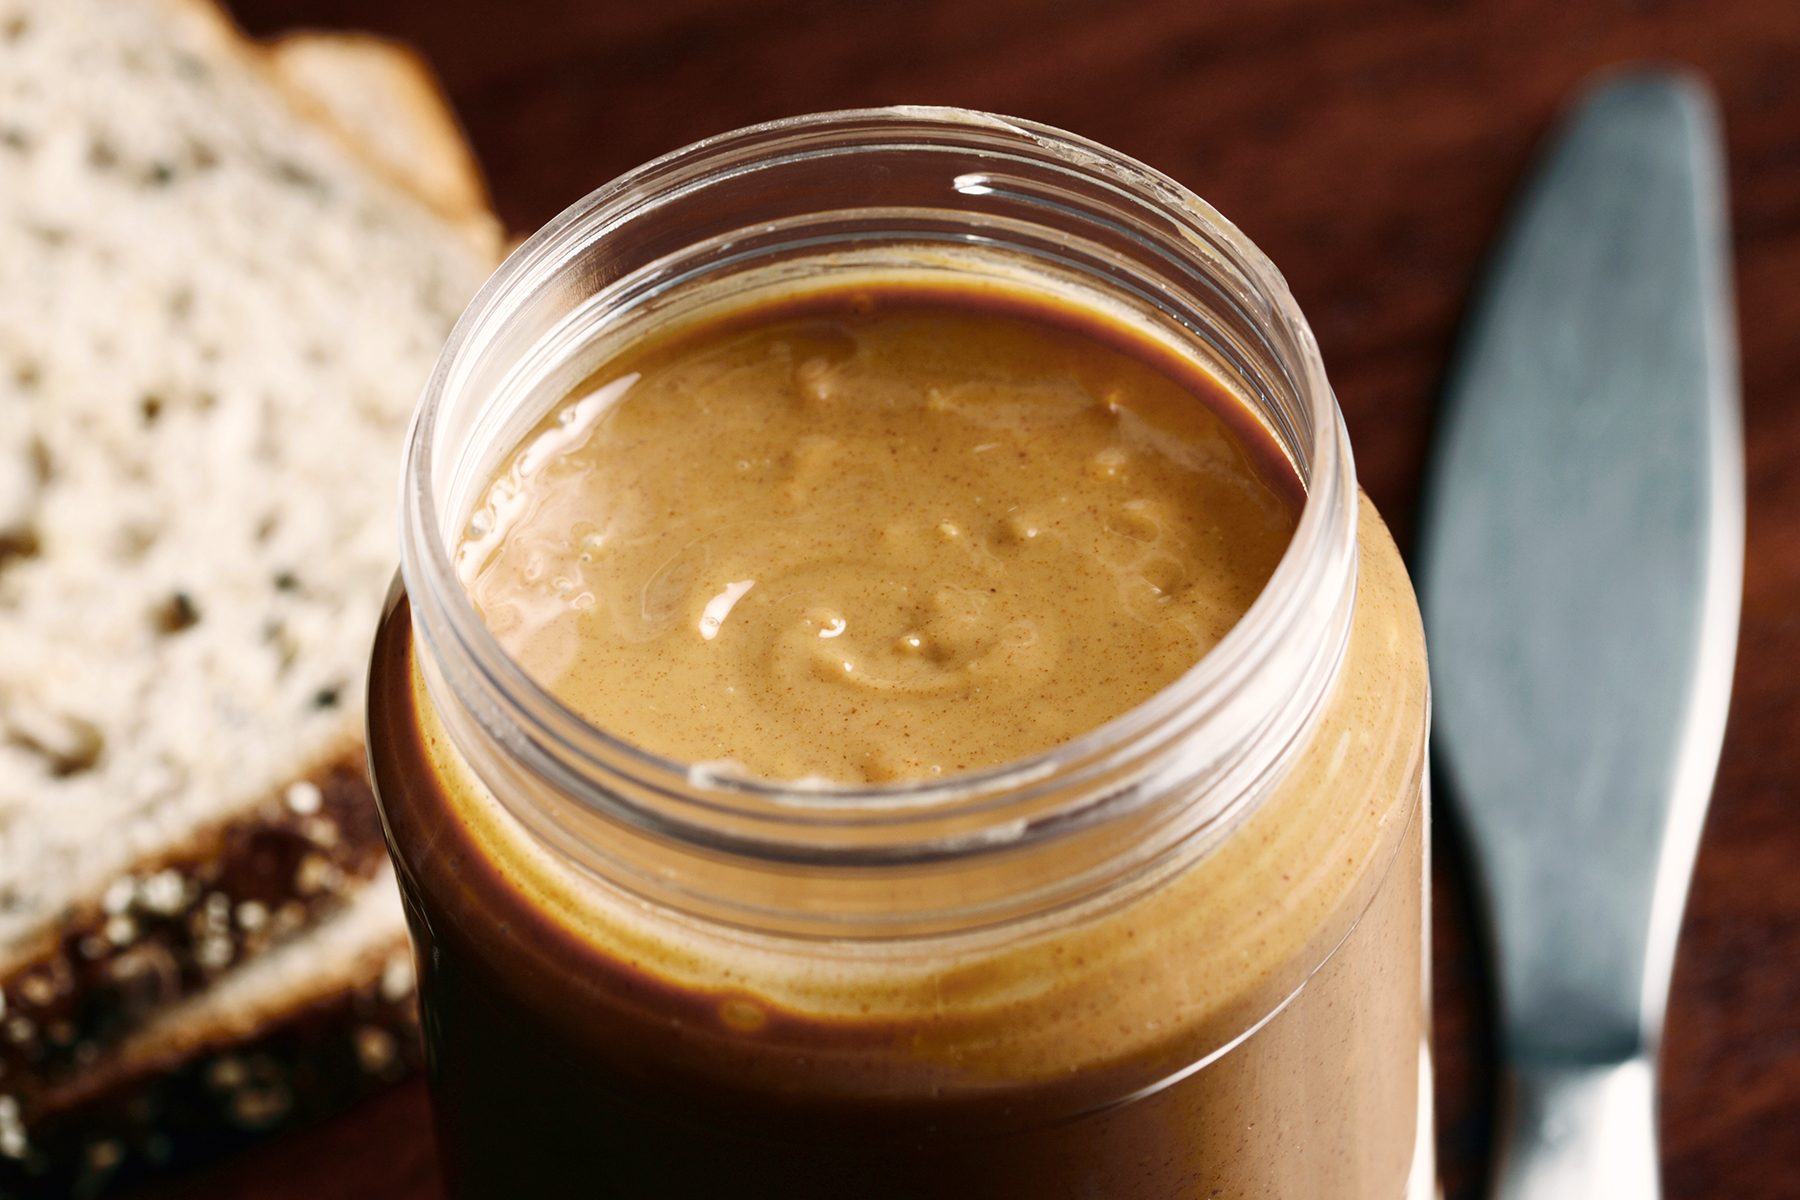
{"left": 1416, "top": 70, "right": 1742, "bottom": 1198}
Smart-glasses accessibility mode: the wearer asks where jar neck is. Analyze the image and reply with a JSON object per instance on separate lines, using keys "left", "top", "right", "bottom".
{"left": 398, "top": 107, "right": 1358, "bottom": 939}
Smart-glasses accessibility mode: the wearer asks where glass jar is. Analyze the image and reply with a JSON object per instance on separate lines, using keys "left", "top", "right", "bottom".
{"left": 369, "top": 107, "right": 1431, "bottom": 1198}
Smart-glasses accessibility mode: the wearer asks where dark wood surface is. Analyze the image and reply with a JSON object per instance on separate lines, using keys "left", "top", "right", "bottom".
{"left": 161, "top": 1, "right": 1800, "bottom": 1196}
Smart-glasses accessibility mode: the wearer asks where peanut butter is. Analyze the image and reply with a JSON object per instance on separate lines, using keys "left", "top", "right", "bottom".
{"left": 456, "top": 289, "right": 1297, "bottom": 782}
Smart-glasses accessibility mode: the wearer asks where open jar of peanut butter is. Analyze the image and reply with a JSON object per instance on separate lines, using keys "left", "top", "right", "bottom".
{"left": 369, "top": 107, "right": 1432, "bottom": 1198}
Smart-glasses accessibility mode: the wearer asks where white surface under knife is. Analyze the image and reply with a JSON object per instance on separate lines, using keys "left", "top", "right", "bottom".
{"left": 1416, "top": 71, "right": 1743, "bottom": 1197}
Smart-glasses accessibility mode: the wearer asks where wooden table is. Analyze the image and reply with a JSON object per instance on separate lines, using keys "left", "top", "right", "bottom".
{"left": 168, "top": 1, "right": 1800, "bottom": 1196}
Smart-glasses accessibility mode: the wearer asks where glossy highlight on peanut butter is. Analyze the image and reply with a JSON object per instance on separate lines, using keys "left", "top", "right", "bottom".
{"left": 454, "top": 285, "right": 1301, "bottom": 783}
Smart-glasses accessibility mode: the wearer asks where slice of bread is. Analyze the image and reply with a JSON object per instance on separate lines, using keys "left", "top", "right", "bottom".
{"left": 0, "top": 0, "right": 500, "bottom": 1178}
{"left": 6, "top": 871, "right": 420, "bottom": 1195}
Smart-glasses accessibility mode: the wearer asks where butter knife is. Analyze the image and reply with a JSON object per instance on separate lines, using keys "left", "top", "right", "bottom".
{"left": 1416, "top": 71, "right": 1742, "bottom": 1198}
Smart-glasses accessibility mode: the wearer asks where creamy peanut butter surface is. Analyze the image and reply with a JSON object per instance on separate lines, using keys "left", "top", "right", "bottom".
{"left": 456, "top": 290, "right": 1298, "bottom": 782}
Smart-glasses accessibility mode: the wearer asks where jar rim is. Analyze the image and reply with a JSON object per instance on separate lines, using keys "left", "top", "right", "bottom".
{"left": 398, "top": 105, "right": 1356, "bottom": 858}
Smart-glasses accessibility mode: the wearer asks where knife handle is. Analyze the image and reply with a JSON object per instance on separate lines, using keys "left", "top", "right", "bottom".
{"left": 1493, "top": 1056, "right": 1659, "bottom": 1199}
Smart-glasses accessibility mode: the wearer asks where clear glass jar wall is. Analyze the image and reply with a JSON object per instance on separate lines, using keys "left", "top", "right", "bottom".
{"left": 368, "top": 107, "right": 1432, "bottom": 1198}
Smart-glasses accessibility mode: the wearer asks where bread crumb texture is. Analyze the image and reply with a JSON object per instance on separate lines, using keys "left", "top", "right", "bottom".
{"left": 0, "top": 0, "right": 492, "bottom": 952}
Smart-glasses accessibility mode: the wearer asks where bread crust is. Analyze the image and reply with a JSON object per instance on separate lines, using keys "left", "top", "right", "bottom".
{"left": 0, "top": 754, "right": 389, "bottom": 1117}
{"left": 170, "top": 0, "right": 500, "bottom": 256}
{"left": 261, "top": 31, "right": 498, "bottom": 249}
{"left": 0, "top": 929, "right": 419, "bottom": 1194}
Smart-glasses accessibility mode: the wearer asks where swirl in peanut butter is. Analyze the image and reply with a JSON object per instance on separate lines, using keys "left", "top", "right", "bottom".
{"left": 456, "top": 293, "right": 1299, "bottom": 783}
